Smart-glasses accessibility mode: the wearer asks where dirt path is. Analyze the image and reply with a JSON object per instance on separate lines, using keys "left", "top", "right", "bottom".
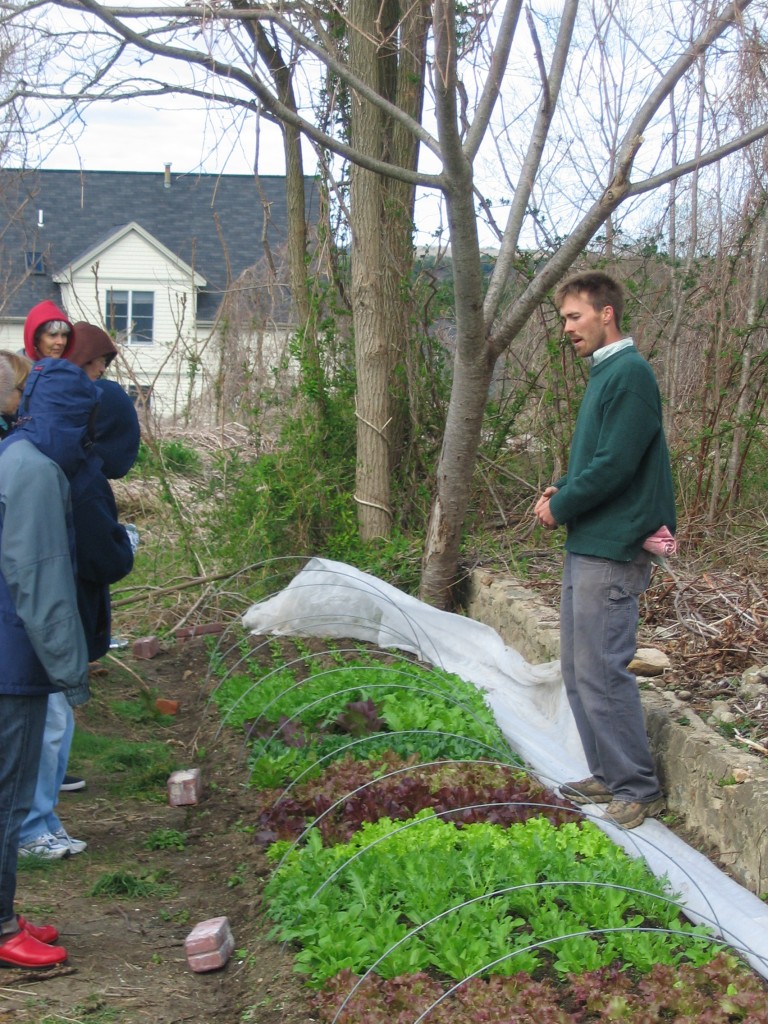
{"left": 5, "top": 638, "right": 315, "bottom": 1024}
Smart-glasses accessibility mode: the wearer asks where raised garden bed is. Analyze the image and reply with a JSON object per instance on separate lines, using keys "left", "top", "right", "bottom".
{"left": 209, "top": 633, "right": 768, "bottom": 1022}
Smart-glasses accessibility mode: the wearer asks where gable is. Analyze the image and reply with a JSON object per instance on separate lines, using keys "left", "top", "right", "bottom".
{"left": 54, "top": 222, "right": 206, "bottom": 288}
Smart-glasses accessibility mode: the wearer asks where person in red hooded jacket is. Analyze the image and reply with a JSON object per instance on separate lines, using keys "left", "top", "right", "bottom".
{"left": 23, "top": 301, "right": 76, "bottom": 361}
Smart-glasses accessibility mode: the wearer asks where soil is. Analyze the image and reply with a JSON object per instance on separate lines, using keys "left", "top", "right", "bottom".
{"left": 5, "top": 636, "right": 317, "bottom": 1024}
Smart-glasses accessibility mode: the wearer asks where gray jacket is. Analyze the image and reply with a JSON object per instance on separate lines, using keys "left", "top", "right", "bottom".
{"left": 0, "top": 359, "right": 96, "bottom": 706}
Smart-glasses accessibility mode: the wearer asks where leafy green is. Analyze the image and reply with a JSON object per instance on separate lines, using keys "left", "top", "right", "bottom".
{"left": 264, "top": 813, "right": 714, "bottom": 986}
{"left": 212, "top": 656, "right": 514, "bottom": 787}
{"left": 312, "top": 953, "right": 768, "bottom": 1023}
{"left": 252, "top": 753, "right": 577, "bottom": 846}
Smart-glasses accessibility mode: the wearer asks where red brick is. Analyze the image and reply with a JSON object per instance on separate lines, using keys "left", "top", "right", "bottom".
{"left": 155, "top": 698, "right": 180, "bottom": 716}
{"left": 167, "top": 768, "right": 201, "bottom": 806}
{"left": 174, "top": 623, "right": 226, "bottom": 641}
{"left": 133, "top": 636, "right": 160, "bottom": 659}
{"left": 185, "top": 917, "right": 235, "bottom": 973}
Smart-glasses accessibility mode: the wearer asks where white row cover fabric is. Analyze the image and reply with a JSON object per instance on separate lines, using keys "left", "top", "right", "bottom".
{"left": 243, "top": 557, "right": 768, "bottom": 981}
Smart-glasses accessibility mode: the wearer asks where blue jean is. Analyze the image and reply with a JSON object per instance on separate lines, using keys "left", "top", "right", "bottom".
{"left": 0, "top": 694, "right": 48, "bottom": 924}
{"left": 19, "top": 692, "right": 74, "bottom": 843}
{"left": 560, "top": 551, "right": 661, "bottom": 803}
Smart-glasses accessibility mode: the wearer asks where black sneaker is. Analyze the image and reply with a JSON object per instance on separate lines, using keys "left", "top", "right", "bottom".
{"left": 60, "top": 774, "right": 86, "bottom": 792}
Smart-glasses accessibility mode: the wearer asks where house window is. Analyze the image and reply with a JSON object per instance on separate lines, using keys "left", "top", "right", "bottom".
{"left": 104, "top": 290, "right": 154, "bottom": 344}
{"left": 127, "top": 382, "right": 153, "bottom": 409}
{"left": 25, "top": 251, "right": 45, "bottom": 274}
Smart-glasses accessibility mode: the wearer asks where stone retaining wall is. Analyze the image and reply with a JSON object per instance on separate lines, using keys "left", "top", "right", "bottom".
{"left": 464, "top": 570, "right": 768, "bottom": 896}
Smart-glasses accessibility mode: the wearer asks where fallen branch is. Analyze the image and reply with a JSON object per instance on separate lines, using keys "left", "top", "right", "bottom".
{"left": 734, "top": 729, "right": 768, "bottom": 757}
{"left": 105, "top": 653, "right": 154, "bottom": 694}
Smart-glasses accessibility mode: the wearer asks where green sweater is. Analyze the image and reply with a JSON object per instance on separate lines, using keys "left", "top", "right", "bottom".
{"left": 548, "top": 345, "right": 676, "bottom": 561}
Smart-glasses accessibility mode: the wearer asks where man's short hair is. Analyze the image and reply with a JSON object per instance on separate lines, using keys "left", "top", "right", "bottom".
{"left": 554, "top": 272, "right": 625, "bottom": 328}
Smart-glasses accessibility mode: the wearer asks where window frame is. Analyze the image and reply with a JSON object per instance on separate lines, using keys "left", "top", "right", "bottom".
{"left": 25, "top": 251, "right": 45, "bottom": 274}
{"left": 104, "top": 289, "right": 155, "bottom": 345}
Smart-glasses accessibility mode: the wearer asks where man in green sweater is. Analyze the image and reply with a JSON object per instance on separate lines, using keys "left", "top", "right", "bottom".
{"left": 534, "top": 271, "right": 675, "bottom": 829}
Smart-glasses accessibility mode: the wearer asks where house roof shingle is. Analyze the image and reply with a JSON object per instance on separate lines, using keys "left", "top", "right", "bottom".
{"left": 0, "top": 167, "right": 318, "bottom": 322}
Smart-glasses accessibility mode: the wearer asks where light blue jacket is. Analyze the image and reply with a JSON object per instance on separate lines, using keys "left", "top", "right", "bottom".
{"left": 0, "top": 359, "right": 98, "bottom": 706}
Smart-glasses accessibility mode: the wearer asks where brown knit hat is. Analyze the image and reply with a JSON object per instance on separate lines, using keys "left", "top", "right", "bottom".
{"left": 69, "top": 322, "right": 119, "bottom": 369}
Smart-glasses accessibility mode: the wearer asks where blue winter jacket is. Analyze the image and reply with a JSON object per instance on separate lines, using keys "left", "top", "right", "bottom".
{"left": 71, "top": 380, "right": 139, "bottom": 660}
{"left": 0, "top": 359, "right": 98, "bottom": 706}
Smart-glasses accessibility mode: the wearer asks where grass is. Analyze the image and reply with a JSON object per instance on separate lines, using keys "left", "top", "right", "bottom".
{"left": 108, "top": 691, "right": 175, "bottom": 725}
{"left": 37, "top": 1001, "right": 123, "bottom": 1024}
{"left": 89, "top": 869, "right": 178, "bottom": 900}
{"left": 144, "top": 828, "right": 188, "bottom": 851}
{"left": 37, "top": 1014, "right": 122, "bottom": 1024}
{"left": 17, "top": 857, "right": 63, "bottom": 876}
{"left": 69, "top": 730, "right": 179, "bottom": 801}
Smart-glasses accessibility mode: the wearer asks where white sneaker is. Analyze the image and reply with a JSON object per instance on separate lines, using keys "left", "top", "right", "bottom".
{"left": 19, "top": 832, "right": 71, "bottom": 860}
{"left": 60, "top": 774, "right": 86, "bottom": 792}
{"left": 52, "top": 827, "right": 87, "bottom": 855}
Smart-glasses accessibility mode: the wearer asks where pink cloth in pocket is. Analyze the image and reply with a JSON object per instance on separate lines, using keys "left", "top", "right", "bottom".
{"left": 642, "top": 525, "right": 677, "bottom": 557}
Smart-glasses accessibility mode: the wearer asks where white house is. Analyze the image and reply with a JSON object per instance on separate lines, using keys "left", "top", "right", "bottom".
{"left": 0, "top": 166, "right": 318, "bottom": 419}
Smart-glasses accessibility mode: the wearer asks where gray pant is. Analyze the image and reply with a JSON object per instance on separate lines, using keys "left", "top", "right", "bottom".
{"left": 560, "top": 551, "right": 661, "bottom": 803}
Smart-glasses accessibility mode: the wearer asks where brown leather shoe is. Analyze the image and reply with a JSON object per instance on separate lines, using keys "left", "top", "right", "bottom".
{"left": 560, "top": 776, "right": 613, "bottom": 805}
{"left": 604, "top": 796, "right": 666, "bottom": 830}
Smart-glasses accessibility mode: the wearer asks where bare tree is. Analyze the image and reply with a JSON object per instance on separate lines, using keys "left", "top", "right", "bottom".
{"left": 0, "top": 19, "right": 24, "bottom": 165}
{"left": 2, "top": 0, "right": 768, "bottom": 606}
{"left": 346, "top": 0, "right": 429, "bottom": 540}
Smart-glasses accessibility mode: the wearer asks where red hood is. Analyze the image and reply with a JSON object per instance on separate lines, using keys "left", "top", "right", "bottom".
{"left": 23, "top": 300, "right": 76, "bottom": 360}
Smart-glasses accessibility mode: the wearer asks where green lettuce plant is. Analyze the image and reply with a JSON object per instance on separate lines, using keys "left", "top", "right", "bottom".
{"left": 264, "top": 813, "right": 714, "bottom": 986}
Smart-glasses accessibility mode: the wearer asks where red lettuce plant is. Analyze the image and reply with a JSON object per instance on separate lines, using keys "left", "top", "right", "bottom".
{"left": 253, "top": 753, "right": 578, "bottom": 845}
{"left": 312, "top": 954, "right": 768, "bottom": 1023}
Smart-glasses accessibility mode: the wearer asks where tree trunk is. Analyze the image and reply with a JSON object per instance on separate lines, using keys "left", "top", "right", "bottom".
{"left": 419, "top": 0, "right": 491, "bottom": 606}
{"left": 725, "top": 197, "right": 768, "bottom": 495}
{"left": 348, "top": 0, "right": 427, "bottom": 540}
{"left": 419, "top": 211, "right": 493, "bottom": 605}
{"left": 250, "top": 25, "right": 315, "bottom": 361}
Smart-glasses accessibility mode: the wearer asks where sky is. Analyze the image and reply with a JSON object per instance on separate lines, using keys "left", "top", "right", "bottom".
{"left": 20, "top": 0, "right": 758, "bottom": 259}
{"left": 35, "top": 96, "right": 282, "bottom": 178}
{"left": 21, "top": 0, "right": 679, "bottom": 255}
{"left": 31, "top": 93, "right": 460, "bottom": 248}
{"left": 36, "top": 94, "right": 479, "bottom": 256}
{"left": 19, "top": 1, "right": 576, "bottom": 250}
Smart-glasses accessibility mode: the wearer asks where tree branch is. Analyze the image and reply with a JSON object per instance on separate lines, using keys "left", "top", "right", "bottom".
{"left": 463, "top": 0, "right": 523, "bottom": 161}
{"left": 615, "top": 0, "right": 754, "bottom": 174}
{"left": 627, "top": 121, "right": 768, "bottom": 196}
{"left": 49, "top": 0, "right": 443, "bottom": 163}
{"left": 487, "top": 0, "right": 761, "bottom": 359}
{"left": 484, "top": 0, "right": 578, "bottom": 326}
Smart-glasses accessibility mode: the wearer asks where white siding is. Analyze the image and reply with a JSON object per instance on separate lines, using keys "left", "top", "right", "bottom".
{"left": 57, "top": 228, "right": 208, "bottom": 418}
{"left": 1, "top": 224, "right": 299, "bottom": 424}
{"left": 0, "top": 321, "right": 24, "bottom": 353}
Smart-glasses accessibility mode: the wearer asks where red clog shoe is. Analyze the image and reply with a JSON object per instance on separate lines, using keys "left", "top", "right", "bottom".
{"left": 17, "top": 915, "right": 59, "bottom": 944}
{"left": 0, "top": 929, "right": 67, "bottom": 968}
